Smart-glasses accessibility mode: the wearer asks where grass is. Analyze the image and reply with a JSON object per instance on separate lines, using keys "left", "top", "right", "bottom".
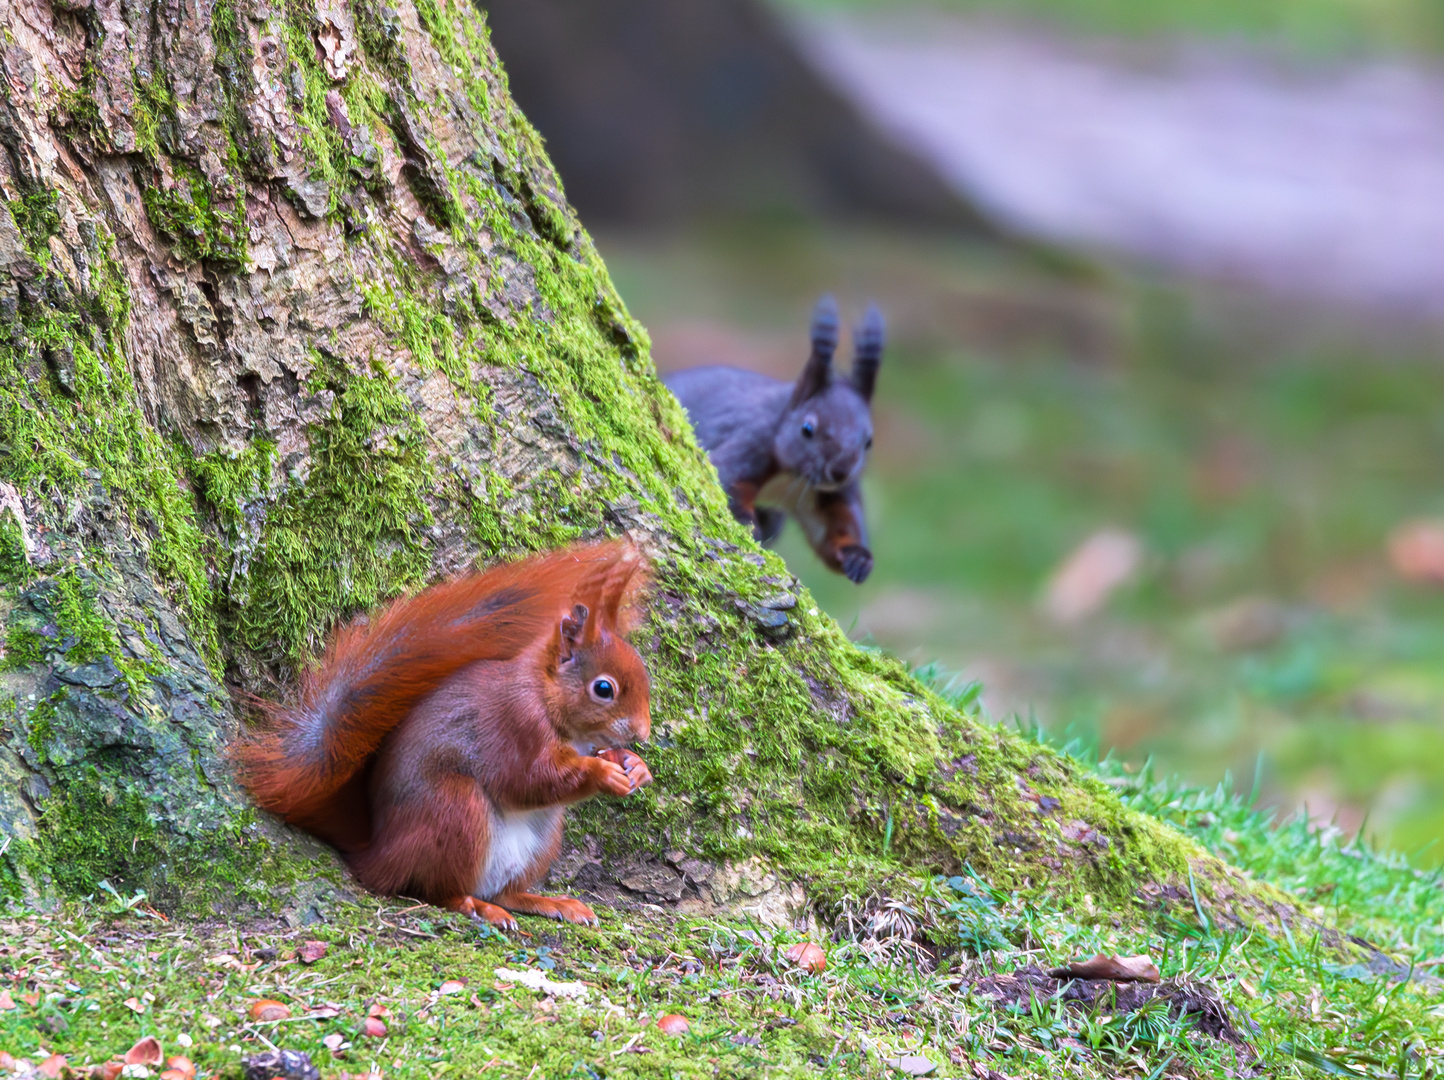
{"left": 599, "top": 222, "right": 1444, "bottom": 865}
{"left": 1, "top": 715, "right": 1441, "bottom": 1079}
{"left": 769, "top": 0, "right": 1444, "bottom": 56}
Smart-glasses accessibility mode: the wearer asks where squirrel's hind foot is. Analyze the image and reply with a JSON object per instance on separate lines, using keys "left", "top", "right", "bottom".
{"left": 445, "top": 894, "right": 519, "bottom": 931}
{"left": 495, "top": 891, "right": 599, "bottom": 927}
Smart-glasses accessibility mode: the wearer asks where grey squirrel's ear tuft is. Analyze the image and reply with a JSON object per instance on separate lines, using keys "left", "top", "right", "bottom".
{"left": 790, "top": 294, "right": 838, "bottom": 406}
{"left": 851, "top": 303, "right": 885, "bottom": 402}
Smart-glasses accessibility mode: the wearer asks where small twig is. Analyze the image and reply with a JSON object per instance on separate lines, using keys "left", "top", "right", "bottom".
{"left": 377, "top": 919, "right": 438, "bottom": 940}
{"left": 609, "top": 1034, "right": 642, "bottom": 1057}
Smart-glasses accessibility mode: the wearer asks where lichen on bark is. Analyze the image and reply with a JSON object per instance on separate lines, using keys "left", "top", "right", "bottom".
{"left": 0, "top": 0, "right": 1250, "bottom": 927}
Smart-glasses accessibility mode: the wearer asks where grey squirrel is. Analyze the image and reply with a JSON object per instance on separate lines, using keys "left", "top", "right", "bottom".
{"left": 665, "top": 296, "right": 883, "bottom": 583}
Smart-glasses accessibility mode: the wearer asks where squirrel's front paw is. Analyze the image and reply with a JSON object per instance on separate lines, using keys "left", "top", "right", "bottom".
{"left": 839, "top": 544, "right": 873, "bottom": 584}
{"left": 592, "top": 757, "right": 634, "bottom": 797}
{"left": 597, "top": 747, "right": 653, "bottom": 791}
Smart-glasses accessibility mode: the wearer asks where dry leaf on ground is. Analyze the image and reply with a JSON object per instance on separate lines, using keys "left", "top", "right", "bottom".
{"left": 37, "top": 1055, "right": 67, "bottom": 1079}
{"left": 122, "top": 996, "right": 145, "bottom": 1014}
{"left": 438, "top": 979, "right": 467, "bottom": 994}
{"left": 360, "top": 1016, "right": 387, "bottom": 1038}
{"left": 657, "top": 1014, "right": 690, "bottom": 1035}
{"left": 784, "top": 941, "right": 827, "bottom": 973}
{"left": 1389, "top": 519, "right": 1444, "bottom": 584}
{"left": 1047, "top": 952, "right": 1161, "bottom": 983}
{"left": 124, "top": 1037, "right": 163, "bottom": 1066}
{"left": 297, "top": 940, "right": 329, "bottom": 964}
{"left": 247, "top": 998, "right": 292, "bottom": 1021}
{"left": 1042, "top": 528, "right": 1143, "bottom": 624}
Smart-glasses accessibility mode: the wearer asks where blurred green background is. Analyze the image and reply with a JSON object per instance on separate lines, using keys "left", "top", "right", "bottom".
{"left": 603, "top": 223, "right": 1444, "bottom": 864}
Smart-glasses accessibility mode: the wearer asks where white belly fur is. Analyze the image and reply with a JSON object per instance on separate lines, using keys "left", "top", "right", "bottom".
{"left": 475, "top": 806, "right": 563, "bottom": 899}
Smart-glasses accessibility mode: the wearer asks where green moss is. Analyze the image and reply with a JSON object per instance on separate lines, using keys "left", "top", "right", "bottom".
{"left": 140, "top": 160, "right": 247, "bottom": 268}
{"left": 53, "top": 62, "right": 106, "bottom": 149}
{"left": 198, "top": 354, "right": 437, "bottom": 662}
{"left": 362, "top": 279, "right": 463, "bottom": 379}
{"left": 0, "top": 192, "right": 217, "bottom": 663}
{"left": 23, "top": 691, "right": 63, "bottom": 755}
{"left": 4, "top": 569, "right": 166, "bottom": 706}
{"left": 4, "top": 569, "right": 115, "bottom": 668}
{"left": 130, "top": 67, "right": 176, "bottom": 159}
{"left": 0, "top": 512, "right": 31, "bottom": 587}
{"left": 25, "top": 766, "right": 337, "bottom": 909}
{"left": 7, "top": 188, "right": 60, "bottom": 257}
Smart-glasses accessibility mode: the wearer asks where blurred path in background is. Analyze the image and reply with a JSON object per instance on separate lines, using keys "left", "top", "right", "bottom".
{"left": 798, "top": 14, "right": 1444, "bottom": 320}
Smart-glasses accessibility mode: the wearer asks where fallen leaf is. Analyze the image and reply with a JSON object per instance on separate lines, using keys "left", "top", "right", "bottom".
{"left": 0, "top": 1051, "right": 14, "bottom": 1070}
{"left": 886, "top": 1053, "right": 938, "bottom": 1077}
{"left": 437, "top": 979, "right": 467, "bottom": 994}
{"left": 1389, "top": 520, "right": 1444, "bottom": 584}
{"left": 122, "top": 996, "right": 145, "bottom": 1014}
{"left": 297, "top": 940, "right": 329, "bottom": 964}
{"left": 322, "top": 1033, "right": 345, "bottom": 1052}
{"left": 247, "top": 998, "right": 292, "bottom": 1021}
{"left": 22, "top": 993, "right": 39, "bottom": 1007}
{"left": 360, "top": 1016, "right": 387, "bottom": 1038}
{"left": 0, "top": 990, "right": 12, "bottom": 1010}
{"left": 1042, "top": 528, "right": 1143, "bottom": 624}
{"left": 160, "top": 1072, "right": 188, "bottom": 1080}
{"left": 783, "top": 941, "right": 827, "bottom": 973}
{"left": 367, "top": 1003, "right": 389, "bottom": 1018}
{"left": 162, "top": 1056, "right": 194, "bottom": 1080}
{"left": 1047, "top": 952, "right": 1161, "bottom": 983}
{"left": 37, "top": 1054, "right": 67, "bottom": 1079}
{"left": 96, "top": 1062, "right": 124, "bottom": 1080}
{"left": 125, "top": 1037, "right": 163, "bottom": 1066}
{"left": 657, "top": 1013, "right": 690, "bottom": 1036}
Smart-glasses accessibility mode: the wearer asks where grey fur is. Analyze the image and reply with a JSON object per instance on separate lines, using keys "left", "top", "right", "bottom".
{"left": 664, "top": 295, "right": 883, "bottom": 583}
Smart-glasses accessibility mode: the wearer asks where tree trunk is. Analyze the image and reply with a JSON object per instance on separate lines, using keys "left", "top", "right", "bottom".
{"left": 0, "top": 0, "right": 1228, "bottom": 922}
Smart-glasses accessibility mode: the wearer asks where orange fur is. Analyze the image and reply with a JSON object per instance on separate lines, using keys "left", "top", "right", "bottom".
{"left": 234, "top": 540, "right": 649, "bottom": 854}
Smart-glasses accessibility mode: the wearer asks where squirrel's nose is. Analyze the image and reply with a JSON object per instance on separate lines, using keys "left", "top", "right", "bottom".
{"left": 828, "top": 462, "right": 850, "bottom": 485}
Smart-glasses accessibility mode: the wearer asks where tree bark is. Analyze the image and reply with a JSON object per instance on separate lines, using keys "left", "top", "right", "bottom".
{"left": 0, "top": 0, "right": 1233, "bottom": 923}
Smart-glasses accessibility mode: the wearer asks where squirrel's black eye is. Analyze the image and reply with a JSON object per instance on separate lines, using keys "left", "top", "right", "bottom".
{"left": 865, "top": 436, "right": 873, "bottom": 450}
{"left": 591, "top": 677, "right": 615, "bottom": 701}
{"left": 801, "top": 421, "right": 815, "bottom": 439}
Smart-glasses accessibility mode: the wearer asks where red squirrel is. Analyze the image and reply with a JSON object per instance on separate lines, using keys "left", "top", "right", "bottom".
{"left": 664, "top": 295, "right": 884, "bottom": 583}
{"left": 236, "top": 540, "right": 653, "bottom": 929}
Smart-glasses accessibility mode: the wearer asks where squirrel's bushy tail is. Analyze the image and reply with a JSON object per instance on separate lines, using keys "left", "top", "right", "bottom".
{"left": 235, "top": 539, "right": 647, "bottom": 829}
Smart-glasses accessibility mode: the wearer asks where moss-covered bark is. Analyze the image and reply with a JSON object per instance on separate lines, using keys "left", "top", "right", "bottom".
{"left": 0, "top": 0, "right": 1251, "bottom": 925}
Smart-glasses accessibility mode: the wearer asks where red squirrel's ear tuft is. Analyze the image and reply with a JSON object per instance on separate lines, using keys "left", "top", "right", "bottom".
{"left": 600, "top": 544, "right": 649, "bottom": 634}
{"left": 559, "top": 603, "right": 589, "bottom": 659}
